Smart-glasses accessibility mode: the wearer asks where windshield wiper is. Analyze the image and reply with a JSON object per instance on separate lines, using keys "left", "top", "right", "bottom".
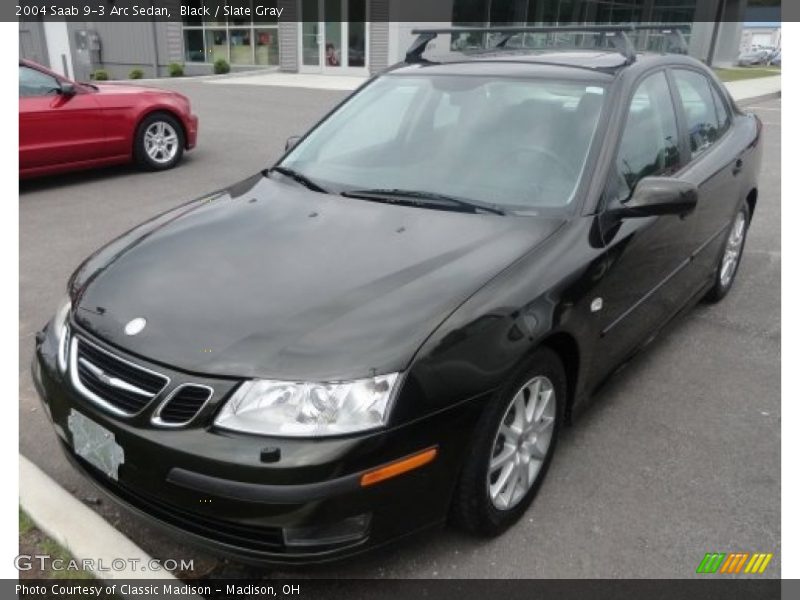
{"left": 342, "top": 188, "right": 505, "bottom": 216}
{"left": 268, "top": 166, "right": 328, "bottom": 194}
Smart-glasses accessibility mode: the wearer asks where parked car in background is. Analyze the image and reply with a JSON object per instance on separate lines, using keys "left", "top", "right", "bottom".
{"left": 19, "top": 60, "right": 198, "bottom": 178}
{"left": 34, "top": 26, "right": 762, "bottom": 564}
{"left": 769, "top": 50, "right": 782, "bottom": 67}
{"left": 737, "top": 48, "right": 772, "bottom": 66}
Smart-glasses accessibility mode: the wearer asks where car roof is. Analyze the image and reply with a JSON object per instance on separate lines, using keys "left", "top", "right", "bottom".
{"left": 386, "top": 49, "right": 708, "bottom": 81}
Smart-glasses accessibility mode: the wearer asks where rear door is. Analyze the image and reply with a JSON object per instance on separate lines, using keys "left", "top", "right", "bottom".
{"left": 669, "top": 68, "right": 746, "bottom": 282}
{"left": 19, "top": 65, "right": 108, "bottom": 170}
{"left": 588, "top": 70, "right": 696, "bottom": 380}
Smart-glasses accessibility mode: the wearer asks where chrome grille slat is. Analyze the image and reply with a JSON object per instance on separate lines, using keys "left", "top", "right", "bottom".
{"left": 78, "top": 358, "right": 154, "bottom": 397}
{"left": 70, "top": 336, "right": 170, "bottom": 417}
{"left": 151, "top": 384, "right": 214, "bottom": 427}
{"left": 77, "top": 338, "right": 167, "bottom": 393}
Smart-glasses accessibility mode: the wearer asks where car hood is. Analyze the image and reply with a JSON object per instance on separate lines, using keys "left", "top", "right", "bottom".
{"left": 92, "top": 83, "right": 166, "bottom": 94}
{"left": 72, "top": 175, "right": 564, "bottom": 381}
{"left": 90, "top": 83, "right": 186, "bottom": 101}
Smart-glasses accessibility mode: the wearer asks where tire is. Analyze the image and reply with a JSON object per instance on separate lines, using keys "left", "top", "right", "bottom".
{"left": 134, "top": 112, "right": 185, "bottom": 171}
{"left": 704, "top": 202, "right": 750, "bottom": 303}
{"left": 451, "top": 347, "right": 566, "bottom": 536}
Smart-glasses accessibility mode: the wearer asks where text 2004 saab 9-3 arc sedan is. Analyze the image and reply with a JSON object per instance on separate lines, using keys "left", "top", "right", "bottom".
{"left": 19, "top": 60, "right": 198, "bottom": 178}
{"left": 33, "top": 25, "right": 762, "bottom": 564}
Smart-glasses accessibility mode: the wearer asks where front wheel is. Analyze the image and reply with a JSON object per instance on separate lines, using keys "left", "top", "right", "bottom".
{"left": 704, "top": 203, "right": 750, "bottom": 303}
{"left": 134, "top": 113, "right": 185, "bottom": 171}
{"left": 451, "top": 348, "right": 566, "bottom": 536}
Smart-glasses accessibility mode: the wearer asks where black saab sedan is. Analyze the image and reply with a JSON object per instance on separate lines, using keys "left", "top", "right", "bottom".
{"left": 33, "top": 27, "right": 762, "bottom": 564}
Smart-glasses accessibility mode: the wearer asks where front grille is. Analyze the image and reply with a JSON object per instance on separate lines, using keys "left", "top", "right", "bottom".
{"left": 156, "top": 385, "right": 213, "bottom": 425}
{"left": 72, "top": 337, "right": 169, "bottom": 416}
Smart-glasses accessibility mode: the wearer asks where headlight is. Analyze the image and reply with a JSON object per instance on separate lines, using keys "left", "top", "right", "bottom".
{"left": 53, "top": 296, "right": 71, "bottom": 373}
{"left": 214, "top": 373, "right": 401, "bottom": 437}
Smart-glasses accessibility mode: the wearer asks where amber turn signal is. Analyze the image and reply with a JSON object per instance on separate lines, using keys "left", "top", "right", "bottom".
{"left": 360, "top": 447, "right": 438, "bottom": 487}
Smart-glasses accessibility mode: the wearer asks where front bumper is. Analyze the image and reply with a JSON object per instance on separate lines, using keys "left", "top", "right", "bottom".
{"left": 185, "top": 113, "right": 199, "bottom": 149}
{"left": 33, "top": 326, "right": 482, "bottom": 565}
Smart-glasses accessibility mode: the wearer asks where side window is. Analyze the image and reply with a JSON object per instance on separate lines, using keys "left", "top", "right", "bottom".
{"left": 711, "top": 84, "right": 731, "bottom": 136}
{"left": 613, "top": 71, "right": 681, "bottom": 201}
{"left": 19, "top": 66, "right": 59, "bottom": 97}
{"left": 674, "top": 69, "right": 722, "bottom": 159}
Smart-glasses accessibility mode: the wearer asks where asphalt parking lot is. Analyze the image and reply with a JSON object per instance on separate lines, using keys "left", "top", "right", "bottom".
{"left": 19, "top": 79, "right": 781, "bottom": 579}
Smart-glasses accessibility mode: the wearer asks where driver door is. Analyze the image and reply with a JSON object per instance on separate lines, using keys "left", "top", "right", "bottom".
{"left": 19, "top": 64, "right": 108, "bottom": 170}
{"left": 588, "top": 70, "right": 698, "bottom": 382}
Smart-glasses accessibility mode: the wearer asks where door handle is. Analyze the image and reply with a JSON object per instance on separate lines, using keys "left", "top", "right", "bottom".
{"left": 732, "top": 158, "right": 744, "bottom": 175}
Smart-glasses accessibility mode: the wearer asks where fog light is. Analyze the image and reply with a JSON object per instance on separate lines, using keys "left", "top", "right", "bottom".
{"left": 283, "top": 514, "right": 371, "bottom": 548}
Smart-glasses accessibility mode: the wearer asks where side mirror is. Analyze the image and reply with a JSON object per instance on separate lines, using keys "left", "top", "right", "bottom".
{"left": 613, "top": 177, "right": 698, "bottom": 218}
{"left": 58, "top": 81, "right": 77, "bottom": 96}
{"left": 285, "top": 135, "right": 301, "bottom": 152}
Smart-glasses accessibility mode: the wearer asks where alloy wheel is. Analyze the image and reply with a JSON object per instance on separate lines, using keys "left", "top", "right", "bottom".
{"left": 487, "top": 376, "right": 556, "bottom": 510}
{"left": 144, "top": 121, "right": 179, "bottom": 164}
{"left": 720, "top": 211, "right": 747, "bottom": 288}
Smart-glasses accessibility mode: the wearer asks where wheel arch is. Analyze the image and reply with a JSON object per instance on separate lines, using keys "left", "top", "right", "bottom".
{"left": 745, "top": 187, "right": 758, "bottom": 221}
{"left": 535, "top": 331, "right": 581, "bottom": 423}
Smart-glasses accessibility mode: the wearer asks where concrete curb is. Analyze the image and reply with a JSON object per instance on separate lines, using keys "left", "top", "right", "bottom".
{"left": 204, "top": 72, "right": 368, "bottom": 91}
{"left": 19, "top": 454, "right": 180, "bottom": 582}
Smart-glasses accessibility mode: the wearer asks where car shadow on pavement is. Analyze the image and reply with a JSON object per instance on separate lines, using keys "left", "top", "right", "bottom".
{"left": 19, "top": 155, "right": 198, "bottom": 195}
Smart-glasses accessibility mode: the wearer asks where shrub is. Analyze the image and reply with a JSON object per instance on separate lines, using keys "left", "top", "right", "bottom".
{"left": 213, "top": 58, "right": 230, "bottom": 74}
{"left": 168, "top": 62, "right": 184, "bottom": 77}
{"left": 128, "top": 68, "right": 144, "bottom": 79}
{"left": 91, "top": 69, "right": 109, "bottom": 81}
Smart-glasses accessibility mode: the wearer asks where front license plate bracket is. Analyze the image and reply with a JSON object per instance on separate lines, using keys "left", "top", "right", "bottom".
{"left": 68, "top": 409, "right": 125, "bottom": 481}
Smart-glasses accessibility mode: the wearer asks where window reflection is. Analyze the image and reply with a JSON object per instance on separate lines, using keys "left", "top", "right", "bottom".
{"left": 348, "top": 0, "right": 366, "bottom": 68}
{"left": 182, "top": 1, "right": 280, "bottom": 66}
{"left": 615, "top": 72, "right": 681, "bottom": 197}
{"left": 674, "top": 69, "right": 724, "bottom": 159}
{"left": 230, "top": 29, "right": 252, "bottom": 65}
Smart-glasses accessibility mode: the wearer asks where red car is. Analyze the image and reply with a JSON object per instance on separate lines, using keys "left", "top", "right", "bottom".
{"left": 19, "top": 60, "right": 198, "bottom": 178}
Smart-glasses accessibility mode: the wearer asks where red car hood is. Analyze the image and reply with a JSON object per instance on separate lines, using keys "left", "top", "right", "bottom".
{"left": 91, "top": 83, "right": 179, "bottom": 96}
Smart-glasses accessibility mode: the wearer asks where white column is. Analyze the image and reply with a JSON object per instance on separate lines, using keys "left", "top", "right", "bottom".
{"left": 43, "top": 21, "right": 74, "bottom": 78}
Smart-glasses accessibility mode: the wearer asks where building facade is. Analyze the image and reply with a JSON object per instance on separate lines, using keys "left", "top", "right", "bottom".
{"left": 21, "top": 0, "right": 756, "bottom": 81}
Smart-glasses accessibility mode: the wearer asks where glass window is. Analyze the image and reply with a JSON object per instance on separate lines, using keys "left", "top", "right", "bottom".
{"left": 183, "top": 29, "right": 205, "bottom": 63}
{"left": 183, "top": 1, "right": 279, "bottom": 66}
{"left": 205, "top": 29, "right": 228, "bottom": 62}
{"left": 181, "top": 0, "right": 203, "bottom": 25}
{"left": 348, "top": 0, "right": 366, "bottom": 68}
{"left": 229, "top": 28, "right": 252, "bottom": 65}
{"left": 254, "top": 3, "right": 279, "bottom": 24}
{"left": 314, "top": 83, "right": 418, "bottom": 160}
{"left": 674, "top": 69, "right": 722, "bottom": 159}
{"left": 19, "top": 66, "right": 60, "bottom": 97}
{"left": 614, "top": 71, "right": 681, "bottom": 199}
{"left": 711, "top": 84, "right": 731, "bottom": 136}
{"left": 255, "top": 29, "right": 279, "bottom": 66}
{"left": 203, "top": 0, "right": 226, "bottom": 27}
{"left": 281, "top": 75, "right": 606, "bottom": 212}
{"left": 324, "top": 0, "right": 343, "bottom": 67}
{"left": 433, "top": 94, "right": 461, "bottom": 129}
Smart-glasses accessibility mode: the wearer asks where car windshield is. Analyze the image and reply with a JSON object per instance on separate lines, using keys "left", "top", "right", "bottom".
{"left": 279, "top": 74, "right": 606, "bottom": 213}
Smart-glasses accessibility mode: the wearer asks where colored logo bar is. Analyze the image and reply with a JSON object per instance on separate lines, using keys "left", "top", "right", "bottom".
{"left": 696, "top": 552, "right": 773, "bottom": 574}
